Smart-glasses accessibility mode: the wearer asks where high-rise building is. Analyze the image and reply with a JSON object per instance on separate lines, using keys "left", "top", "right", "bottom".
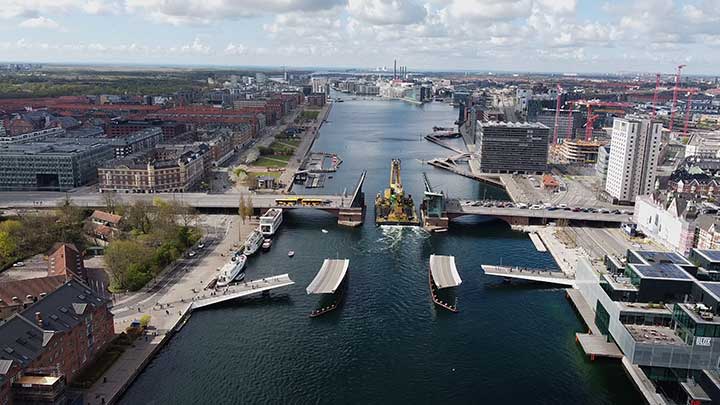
{"left": 475, "top": 122, "right": 549, "bottom": 174}
{"left": 605, "top": 116, "right": 662, "bottom": 204}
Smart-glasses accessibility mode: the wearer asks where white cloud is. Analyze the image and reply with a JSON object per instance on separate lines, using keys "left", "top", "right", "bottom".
{"left": 448, "top": 0, "right": 532, "bottom": 21}
{"left": 224, "top": 43, "right": 246, "bottom": 55}
{"left": 125, "top": 0, "right": 346, "bottom": 25}
{"left": 348, "top": 0, "right": 427, "bottom": 25}
{"left": 18, "top": 16, "right": 61, "bottom": 29}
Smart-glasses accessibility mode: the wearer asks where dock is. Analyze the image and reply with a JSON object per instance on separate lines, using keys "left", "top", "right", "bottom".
{"left": 576, "top": 333, "right": 623, "bottom": 359}
{"left": 191, "top": 274, "right": 295, "bottom": 309}
{"left": 481, "top": 265, "right": 575, "bottom": 287}
{"left": 427, "top": 158, "right": 504, "bottom": 187}
{"left": 429, "top": 255, "right": 461, "bottom": 312}
{"left": 528, "top": 232, "right": 547, "bottom": 252}
{"left": 424, "top": 134, "right": 465, "bottom": 154}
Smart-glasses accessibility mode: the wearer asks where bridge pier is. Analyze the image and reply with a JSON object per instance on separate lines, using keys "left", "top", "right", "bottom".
{"left": 337, "top": 208, "right": 364, "bottom": 227}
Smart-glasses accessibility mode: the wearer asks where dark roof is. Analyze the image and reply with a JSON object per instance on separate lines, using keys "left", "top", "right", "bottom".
{"left": 0, "top": 276, "right": 67, "bottom": 309}
{"left": 0, "top": 281, "right": 109, "bottom": 369}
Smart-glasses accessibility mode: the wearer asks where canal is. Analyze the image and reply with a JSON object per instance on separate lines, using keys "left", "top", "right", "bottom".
{"left": 119, "top": 97, "right": 641, "bottom": 404}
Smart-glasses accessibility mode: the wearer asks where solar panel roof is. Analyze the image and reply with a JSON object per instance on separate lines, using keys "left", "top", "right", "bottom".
{"left": 701, "top": 282, "right": 720, "bottom": 299}
{"left": 635, "top": 251, "right": 691, "bottom": 265}
{"left": 631, "top": 263, "right": 693, "bottom": 280}
{"left": 696, "top": 250, "right": 720, "bottom": 263}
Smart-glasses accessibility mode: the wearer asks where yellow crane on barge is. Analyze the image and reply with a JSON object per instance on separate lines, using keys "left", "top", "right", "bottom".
{"left": 375, "top": 159, "right": 419, "bottom": 225}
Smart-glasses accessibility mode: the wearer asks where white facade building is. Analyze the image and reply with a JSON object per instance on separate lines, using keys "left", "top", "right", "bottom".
{"left": 605, "top": 116, "right": 662, "bottom": 203}
{"left": 634, "top": 194, "right": 698, "bottom": 256}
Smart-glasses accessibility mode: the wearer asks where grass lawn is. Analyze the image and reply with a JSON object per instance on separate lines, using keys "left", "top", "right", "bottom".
{"left": 253, "top": 157, "right": 289, "bottom": 168}
{"left": 301, "top": 110, "right": 320, "bottom": 120}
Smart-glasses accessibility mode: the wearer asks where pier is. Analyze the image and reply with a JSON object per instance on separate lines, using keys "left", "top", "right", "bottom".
{"left": 424, "top": 134, "right": 465, "bottom": 154}
{"left": 481, "top": 265, "right": 575, "bottom": 287}
{"left": 429, "top": 254, "right": 461, "bottom": 312}
{"left": 528, "top": 232, "right": 547, "bottom": 252}
{"left": 191, "top": 274, "right": 295, "bottom": 309}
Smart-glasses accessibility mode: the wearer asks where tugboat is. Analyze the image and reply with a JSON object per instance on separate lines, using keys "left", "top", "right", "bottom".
{"left": 374, "top": 159, "right": 420, "bottom": 226}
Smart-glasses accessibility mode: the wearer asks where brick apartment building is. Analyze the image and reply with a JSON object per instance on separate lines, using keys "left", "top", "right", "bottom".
{"left": 47, "top": 243, "right": 86, "bottom": 281}
{"left": 98, "top": 146, "right": 207, "bottom": 193}
{"left": 0, "top": 281, "right": 115, "bottom": 405}
{"left": 107, "top": 119, "right": 187, "bottom": 140}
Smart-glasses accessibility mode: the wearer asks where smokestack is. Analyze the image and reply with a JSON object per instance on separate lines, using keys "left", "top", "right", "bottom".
{"left": 394, "top": 59, "right": 397, "bottom": 80}
{"left": 35, "top": 311, "right": 43, "bottom": 327}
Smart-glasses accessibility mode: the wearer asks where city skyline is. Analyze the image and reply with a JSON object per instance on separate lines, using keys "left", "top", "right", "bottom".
{"left": 2, "top": 0, "right": 720, "bottom": 74}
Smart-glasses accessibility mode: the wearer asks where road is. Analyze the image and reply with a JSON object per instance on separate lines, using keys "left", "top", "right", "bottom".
{"left": 0, "top": 191, "right": 349, "bottom": 210}
{"left": 448, "top": 203, "right": 633, "bottom": 223}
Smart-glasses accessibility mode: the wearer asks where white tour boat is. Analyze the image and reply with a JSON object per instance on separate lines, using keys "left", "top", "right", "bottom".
{"left": 244, "top": 228, "right": 264, "bottom": 256}
{"left": 216, "top": 254, "right": 247, "bottom": 287}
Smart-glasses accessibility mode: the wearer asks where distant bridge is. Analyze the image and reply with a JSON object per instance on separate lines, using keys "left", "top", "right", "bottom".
{"left": 444, "top": 199, "right": 632, "bottom": 226}
{"left": 0, "top": 171, "right": 368, "bottom": 226}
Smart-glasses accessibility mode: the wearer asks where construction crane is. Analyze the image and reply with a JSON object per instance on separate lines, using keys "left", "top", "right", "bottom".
{"left": 651, "top": 73, "right": 661, "bottom": 118}
{"left": 552, "top": 83, "right": 563, "bottom": 144}
{"left": 670, "top": 64, "right": 687, "bottom": 131}
{"left": 565, "top": 100, "right": 634, "bottom": 141}
{"left": 675, "top": 87, "right": 700, "bottom": 137}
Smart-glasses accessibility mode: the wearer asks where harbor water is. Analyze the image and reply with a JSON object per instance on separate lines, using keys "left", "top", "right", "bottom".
{"left": 119, "top": 97, "right": 641, "bottom": 404}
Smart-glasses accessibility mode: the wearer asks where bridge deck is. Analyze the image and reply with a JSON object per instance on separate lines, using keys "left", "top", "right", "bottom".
{"left": 449, "top": 205, "right": 633, "bottom": 223}
{"left": 430, "top": 255, "right": 462, "bottom": 289}
{"left": 191, "top": 274, "right": 294, "bottom": 309}
{"left": 0, "top": 192, "right": 348, "bottom": 210}
{"left": 306, "top": 259, "right": 350, "bottom": 294}
{"left": 481, "top": 265, "right": 575, "bottom": 287}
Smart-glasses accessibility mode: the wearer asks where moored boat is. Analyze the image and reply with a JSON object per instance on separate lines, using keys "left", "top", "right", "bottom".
{"left": 244, "top": 228, "right": 264, "bottom": 256}
{"left": 216, "top": 254, "right": 247, "bottom": 287}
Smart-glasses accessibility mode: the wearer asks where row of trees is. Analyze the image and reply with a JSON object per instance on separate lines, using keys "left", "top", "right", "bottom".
{"left": 104, "top": 198, "right": 202, "bottom": 292}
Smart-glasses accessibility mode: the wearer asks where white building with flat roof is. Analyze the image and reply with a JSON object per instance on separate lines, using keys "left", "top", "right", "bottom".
{"left": 605, "top": 116, "right": 662, "bottom": 204}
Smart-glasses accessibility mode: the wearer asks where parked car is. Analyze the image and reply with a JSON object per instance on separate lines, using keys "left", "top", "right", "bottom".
{"left": 529, "top": 204, "right": 543, "bottom": 210}
{"left": 188, "top": 251, "right": 196, "bottom": 257}
{"left": 12, "top": 262, "right": 24, "bottom": 267}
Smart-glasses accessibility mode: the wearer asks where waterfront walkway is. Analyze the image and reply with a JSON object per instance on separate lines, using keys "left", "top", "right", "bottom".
{"left": 481, "top": 265, "right": 575, "bottom": 287}
{"left": 281, "top": 103, "right": 332, "bottom": 191}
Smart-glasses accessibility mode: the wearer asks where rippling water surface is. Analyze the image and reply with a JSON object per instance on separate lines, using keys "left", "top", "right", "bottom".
{"left": 120, "top": 97, "right": 641, "bottom": 404}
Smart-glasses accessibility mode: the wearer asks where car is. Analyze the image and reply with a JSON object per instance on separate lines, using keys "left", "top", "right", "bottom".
{"left": 572, "top": 207, "right": 581, "bottom": 212}
{"left": 529, "top": 204, "right": 543, "bottom": 210}
{"left": 547, "top": 207, "right": 558, "bottom": 211}
{"left": 197, "top": 243, "right": 205, "bottom": 249}
{"left": 472, "top": 201, "right": 482, "bottom": 207}
{"left": 558, "top": 204, "right": 568, "bottom": 209}
{"left": 188, "top": 251, "right": 197, "bottom": 257}
{"left": 612, "top": 210, "right": 621, "bottom": 214}
{"left": 12, "top": 262, "right": 24, "bottom": 267}
{"left": 516, "top": 203, "right": 528, "bottom": 209}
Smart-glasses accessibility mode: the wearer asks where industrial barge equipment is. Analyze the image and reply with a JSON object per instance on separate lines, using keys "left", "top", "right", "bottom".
{"left": 375, "top": 159, "right": 420, "bottom": 226}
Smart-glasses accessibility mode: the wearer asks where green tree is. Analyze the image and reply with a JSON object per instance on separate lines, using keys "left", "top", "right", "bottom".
{"left": 0, "top": 220, "right": 23, "bottom": 260}
{"left": 105, "top": 240, "right": 153, "bottom": 291}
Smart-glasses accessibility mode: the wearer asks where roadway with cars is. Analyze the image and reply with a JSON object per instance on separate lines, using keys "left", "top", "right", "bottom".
{"left": 446, "top": 199, "right": 634, "bottom": 223}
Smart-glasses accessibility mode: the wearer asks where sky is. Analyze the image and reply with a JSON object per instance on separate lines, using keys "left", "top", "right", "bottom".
{"left": 1, "top": 0, "right": 719, "bottom": 74}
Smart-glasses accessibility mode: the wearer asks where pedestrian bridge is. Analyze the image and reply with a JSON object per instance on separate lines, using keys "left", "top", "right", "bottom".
{"left": 191, "top": 274, "right": 295, "bottom": 309}
{"left": 481, "top": 265, "right": 575, "bottom": 287}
